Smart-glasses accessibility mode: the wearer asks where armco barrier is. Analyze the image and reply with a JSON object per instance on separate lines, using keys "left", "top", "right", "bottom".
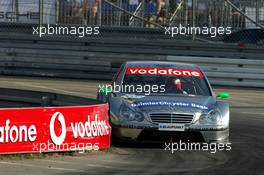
{"left": 1, "top": 32, "right": 263, "bottom": 59}
{"left": 0, "top": 32, "right": 264, "bottom": 87}
{"left": 166, "top": 56, "right": 264, "bottom": 88}
{"left": 0, "top": 89, "right": 111, "bottom": 154}
{"left": 0, "top": 88, "right": 101, "bottom": 107}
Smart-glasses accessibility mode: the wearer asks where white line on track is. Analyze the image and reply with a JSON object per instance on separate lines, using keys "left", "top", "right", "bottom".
{"left": 37, "top": 159, "right": 129, "bottom": 170}
{"left": 240, "top": 111, "right": 264, "bottom": 115}
{"left": 13, "top": 82, "right": 91, "bottom": 97}
{"left": 99, "top": 159, "right": 135, "bottom": 165}
{"left": 0, "top": 161, "right": 85, "bottom": 172}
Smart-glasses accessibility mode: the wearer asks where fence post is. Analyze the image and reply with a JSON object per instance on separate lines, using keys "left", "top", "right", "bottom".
{"left": 256, "top": 0, "right": 260, "bottom": 25}
{"left": 208, "top": 0, "right": 212, "bottom": 27}
{"left": 141, "top": 0, "right": 145, "bottom": 27}
{"left": 97, "top": 0, "right": 102, "bottom": 26}
{"left": 192, "top": 0, "right": 196, "bottom": 40}
{"left": 15, "top": 0, "right": 19, "bottom": 22}
{"left": 56, "top": 0, "right": 60, "bottom": 24}
{"left": 39, "top": 0, "right": 44, "bottom": 26}
{"left": 184, "top": 0, "right": 188, "bottom": 26}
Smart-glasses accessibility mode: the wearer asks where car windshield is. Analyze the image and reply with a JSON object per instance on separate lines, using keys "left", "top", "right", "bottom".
{"left": 122, "top": 67, "right": 211, "bottom": 96}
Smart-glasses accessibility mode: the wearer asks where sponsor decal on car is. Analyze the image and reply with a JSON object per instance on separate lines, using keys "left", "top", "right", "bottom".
{"left": 159, "top": 123, "right": 185, "bottom": 131}
{"left": 121, "top": 94, "right": 145, "bottom": 99}
{"left": 126, "top": 68, "right": 204, "bottom": 78}
{"left": 130, "top": 101, "right": 208, "bottom": 110}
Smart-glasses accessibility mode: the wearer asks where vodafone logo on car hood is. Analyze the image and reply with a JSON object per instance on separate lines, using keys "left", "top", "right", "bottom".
{"left": 126, "top": 68, "right": 204, "bottom": 78}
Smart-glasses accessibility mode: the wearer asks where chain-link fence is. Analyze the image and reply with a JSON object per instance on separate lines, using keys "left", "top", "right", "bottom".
{"left": 0, "top": 0, "right": 264, "bottom": 43}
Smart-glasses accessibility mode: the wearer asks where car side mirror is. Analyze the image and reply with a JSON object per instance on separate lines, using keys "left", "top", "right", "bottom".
{"left": 97, "top": 86, "right": 113, "bottom": 102}
{"left": 216, "top": 92, "right": 230, "bottom": 99}
{"left": 100, "top": 87, "right": 112, "bottom": 95}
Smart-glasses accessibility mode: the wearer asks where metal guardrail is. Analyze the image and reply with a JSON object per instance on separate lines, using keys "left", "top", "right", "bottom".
{"left": 0, "top": 32, "right": 263, "bottom": 54}
{"left": 0, "top": 32, "right": 263, "bottom": 88}
{"left": 0, "top": 88, "right": 100, "bottom": 107}
{"left": 166, "top": 56, "right": 264, "bottom": 88}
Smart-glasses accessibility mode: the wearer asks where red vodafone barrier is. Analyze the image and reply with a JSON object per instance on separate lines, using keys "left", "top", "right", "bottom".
{"left": 0, "top": 103, "right": 111, "bottom": 154}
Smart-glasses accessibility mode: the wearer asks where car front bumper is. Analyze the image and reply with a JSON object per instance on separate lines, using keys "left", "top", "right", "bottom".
{"left": 111, "top": 123, "right": 229, "bottom": 143}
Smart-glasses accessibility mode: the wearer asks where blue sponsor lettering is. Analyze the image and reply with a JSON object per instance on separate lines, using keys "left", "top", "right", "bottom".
{"left": 130, "top": 101, "right": 208, "bottom": 110}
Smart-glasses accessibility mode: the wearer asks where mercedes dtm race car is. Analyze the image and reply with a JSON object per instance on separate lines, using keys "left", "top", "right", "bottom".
{"left": 97, "top": 61, "right": 230, "bottom": 143}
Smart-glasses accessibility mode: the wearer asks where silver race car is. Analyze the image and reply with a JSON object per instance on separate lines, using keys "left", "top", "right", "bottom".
{"left": 97, "top": 61, "right": 230, "bottom": 143}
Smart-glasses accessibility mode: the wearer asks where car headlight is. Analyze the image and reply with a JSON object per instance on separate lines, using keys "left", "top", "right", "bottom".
{"left": 120, "top": 105, "right": 144, "bottom": 122}
{"left": 199, "top": 110, "right": 222, "bottom": 124}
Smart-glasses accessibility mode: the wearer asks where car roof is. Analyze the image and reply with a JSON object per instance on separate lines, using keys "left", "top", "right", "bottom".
{"left": 125, "top": 61, "right": 200, "bottom": 70}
